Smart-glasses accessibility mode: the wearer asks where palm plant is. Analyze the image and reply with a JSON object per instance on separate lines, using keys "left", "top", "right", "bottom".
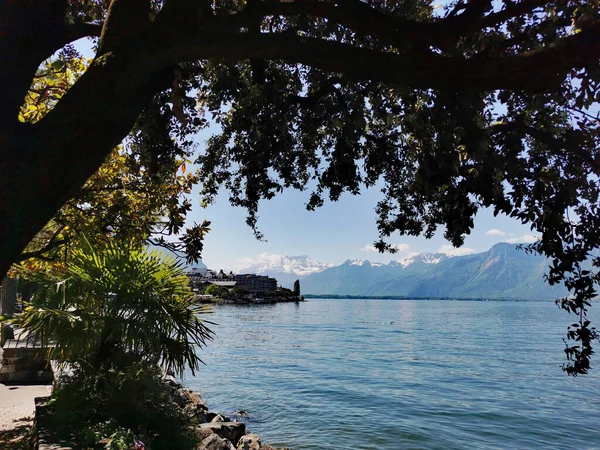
{"left": 8, "top": 236, "right": 213, "bottom": 377}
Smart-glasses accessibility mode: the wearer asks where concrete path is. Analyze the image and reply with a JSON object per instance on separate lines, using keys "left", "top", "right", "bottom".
{"left": 0, "top": 383, "right": 51, "bottom": 447}
{"left": 0, "top": 383, "right": 51, "bottom": 428}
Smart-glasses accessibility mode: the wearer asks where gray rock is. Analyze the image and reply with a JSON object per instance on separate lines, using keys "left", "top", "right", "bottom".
{"left": 199, "top": 422, "right": 246, "bottom": 446}
{"left": 185, "top": 390, "right": 208, "bottom": 409}
{"left": 162, "top": 375, "right": 181, "bottom": 389}
{"left": 197, "top": 433, "right": 235, "bottom": 450}
{"left": 211, "top": 413, "right": 230, "bottom": 423}
{"left": 182, "top": 390, "right": 209, "bottom": 420}
{"left": 204, "top": 411, "right": 219, "bottom": 422}
{"left": 195, "top": 425, "right": 213, "bottom": 442}
{"left": 236, "top": 433, "right": 260, "bottom": 450}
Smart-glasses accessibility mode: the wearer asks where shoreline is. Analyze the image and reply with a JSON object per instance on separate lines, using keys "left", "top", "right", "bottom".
{"left": 196, "top": 295, "right": 303, "bottom": 305}
{"left": 165, "top": 375, "right": 290, "bottom": 450}
{"left": 31, "top": 374, "right": 291, "bottom": 450}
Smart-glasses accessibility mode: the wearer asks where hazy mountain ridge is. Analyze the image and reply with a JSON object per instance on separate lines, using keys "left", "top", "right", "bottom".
{"left": 301, "top": 243, "right": 568, "bottom": 299}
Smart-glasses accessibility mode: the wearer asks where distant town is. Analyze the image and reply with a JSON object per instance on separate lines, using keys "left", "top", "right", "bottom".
{"left": 187, "top": 267, "right": 302, "bottom": 304}
{"left": 188, "top": 267, "right": 278, "bottom": 293}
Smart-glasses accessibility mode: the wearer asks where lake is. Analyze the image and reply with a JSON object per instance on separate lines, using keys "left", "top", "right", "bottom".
{"left": 185, "top": 299, "right": 600, "bottom": 449}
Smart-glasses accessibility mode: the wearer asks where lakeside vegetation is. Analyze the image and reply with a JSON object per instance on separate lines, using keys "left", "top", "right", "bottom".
{"left": 3, "top": 238, "right": 213, "bottom": 449}
{"left": 197, "top": 284, "right": 304, "bottom": 304}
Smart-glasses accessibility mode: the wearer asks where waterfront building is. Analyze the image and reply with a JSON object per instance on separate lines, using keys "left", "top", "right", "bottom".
{"left": 187, "top": 268, "right": 278, "bottom": 294}
{"left": 234, "top": 274, "right": 277, "bottom": 293}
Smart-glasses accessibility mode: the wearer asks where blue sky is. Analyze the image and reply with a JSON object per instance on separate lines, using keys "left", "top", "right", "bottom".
{"left": 193, "top": 185, "right": 538, "bottom": 271}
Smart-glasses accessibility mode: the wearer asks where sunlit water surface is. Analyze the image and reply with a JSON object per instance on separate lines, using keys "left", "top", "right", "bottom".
{"left": 185, "top": 300, "right": 600, "bottom": 449}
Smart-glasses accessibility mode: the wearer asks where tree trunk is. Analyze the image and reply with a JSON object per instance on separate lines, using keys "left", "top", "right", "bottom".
{"left": 0, "top": 276, "right": 17, "bottom": 346}
{"left": 0, "top": 52, "right": 169, "bottom": 280}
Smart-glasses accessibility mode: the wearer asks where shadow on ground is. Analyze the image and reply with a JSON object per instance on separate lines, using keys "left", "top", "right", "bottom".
{"left": 0, "top": 418, "right": 32, "bottom": 449}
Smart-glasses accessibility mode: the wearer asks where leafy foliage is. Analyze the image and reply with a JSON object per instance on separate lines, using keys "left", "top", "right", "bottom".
{"left": 2, "top": 0, "right": 599, "bottom": 374}
{"left": 204, "top": 283, "right": 228, "bottom": 298}
{"left": 48, "top": 362, "right": 199, "bottom": 450}
{"left": 16, "top": 47, "right": 211, "bottom": 272}
{"left": 10, "top": 237, "right": 213, "bottom": 377}
{"left": 186, "top": 1, "right": 600, "bottom": 375}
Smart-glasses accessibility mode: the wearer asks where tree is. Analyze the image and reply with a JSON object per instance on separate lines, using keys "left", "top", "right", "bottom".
{"left": 6, "top": 237, "right": 213, "bottom": 376}
{"left": 204, "top": 283, "right": 227, "bottom": 298}
{"left": 0, "top": 276, "right": 17, "bottom": 345}
{"left": 11, "top": 50, "right": 210, "bottom": 273}
{"left": 293, "top": 279, "right": 301, "bottom": 296}
{"left": 0, "top": 0, "right": 599, "bottom": 374}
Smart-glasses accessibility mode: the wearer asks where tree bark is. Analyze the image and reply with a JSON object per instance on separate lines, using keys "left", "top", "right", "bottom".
{"left": 0, "top": 276, "right": 17, "bottom": 346}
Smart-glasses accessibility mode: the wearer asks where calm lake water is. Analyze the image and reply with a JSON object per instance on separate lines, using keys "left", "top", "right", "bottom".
{"left": 185, "top": 300, "right": 600, "bottom": 449}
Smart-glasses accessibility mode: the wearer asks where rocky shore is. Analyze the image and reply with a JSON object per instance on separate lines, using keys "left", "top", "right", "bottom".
{"left": 31, "top": 366, "right": 290, "bottom": 449}
{"left": 164, "top": 375, "right": 289, "bottom": 450}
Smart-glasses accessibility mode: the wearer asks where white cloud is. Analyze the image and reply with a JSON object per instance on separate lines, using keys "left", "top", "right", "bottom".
{"left": 506, "top": 235, "right": 539, "bottom": 244}
{"left": 437, "top": 245, "right": 475, "bottom": 257}
{"left": 234, "top": 252, "right": 283, "bottom": 271}
{"left": 360, "top": 245, "right": 379, "bottom": 253}
{"left": 484, "top": 228, "right": 506, "bottom": 236}
{"left": 361, "top": 243, "right": 410, "bottom": 253}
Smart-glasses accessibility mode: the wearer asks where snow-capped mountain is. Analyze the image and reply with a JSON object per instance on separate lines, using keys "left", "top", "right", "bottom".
{"left": 236, "top": 254, "right": 334, "bottom": 288}
{"left": 300, "top": 244, "right": 568, "bottom": 299}
{"left": 396, "top": 252, "right": 450, "bottom": 268}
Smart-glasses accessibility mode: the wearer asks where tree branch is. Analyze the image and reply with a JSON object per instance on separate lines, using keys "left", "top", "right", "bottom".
{"left": 0, "top": 0, "right": 102, "bottom": 128}
{"left": 225, "top": 0, "right": 431, "bottom": 49}
{"left": 227, "top": 0, "right": 548, "bottom": 51}
{"left": 65, "top": 22, "right": 103, "bottom": 43}
{"left": 0, "top": 0, "right": 596, "bottom": 279}
{"left": 156, "top": 25, "right": 599, "bottom": 92}
{"left": 18, "top": 224, "right": 69, "bottom": 262}
{"left": 98, "top": 0, "right": 152, "bottom": 54}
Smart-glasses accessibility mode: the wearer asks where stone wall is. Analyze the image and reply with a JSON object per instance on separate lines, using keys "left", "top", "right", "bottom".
{"left": 0, "top": 340, "right": 53, "bottom": 384}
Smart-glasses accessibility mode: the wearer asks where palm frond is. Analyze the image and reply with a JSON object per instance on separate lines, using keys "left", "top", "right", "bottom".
{"left": 12, "top": 236, "right": 213, "bottom": 376}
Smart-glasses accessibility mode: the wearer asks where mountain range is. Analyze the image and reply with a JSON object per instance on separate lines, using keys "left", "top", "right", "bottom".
{"left": 235, "top": 254, "right": 334, "bottom": 287}
{"left": 236, "top": 244, "right": 569, "bottom": 300}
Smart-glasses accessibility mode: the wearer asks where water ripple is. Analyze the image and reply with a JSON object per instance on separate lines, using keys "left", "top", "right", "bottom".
{"left": 186, "top": 300, "right": 600, "bottom": 449}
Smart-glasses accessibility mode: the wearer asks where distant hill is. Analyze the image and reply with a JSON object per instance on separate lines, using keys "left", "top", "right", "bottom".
{"left": 301, "top": 243, "right": 568, "bottom": 299}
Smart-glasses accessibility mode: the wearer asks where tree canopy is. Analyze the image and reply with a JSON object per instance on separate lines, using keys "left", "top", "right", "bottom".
{"left": 0, "top": 0, "right": 599, "bottom": 374}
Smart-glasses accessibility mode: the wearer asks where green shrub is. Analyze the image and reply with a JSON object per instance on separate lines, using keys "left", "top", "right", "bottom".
{"left": 49, "top": 363, "right": 198, "bottom": 449}
{"left": 204, "top": 284, "right": 227, "bottom": 297}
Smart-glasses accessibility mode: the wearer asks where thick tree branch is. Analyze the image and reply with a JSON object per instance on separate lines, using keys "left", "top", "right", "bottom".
{"left": 156, "top": 25, "right": 599, "bottom": 92}
{"left": 225, "top": 0, "right": 431, "bottom": 49}
{"left": 0, "top": 0, "right": 596, "bottom": 280}
{"left": 99, "top": 0, "right": 152, "bottom": 54}
{"left": 65, "top": 22, "right": 103, "bottom": 43}
{"left": 227, "top": 0, "right": 547, "bottom": 51}
{"left": 0, "top": 0, "right": 101, "bottom": 127}
{"left": 156, "top": 0, "right": 213, "bottom": 31}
